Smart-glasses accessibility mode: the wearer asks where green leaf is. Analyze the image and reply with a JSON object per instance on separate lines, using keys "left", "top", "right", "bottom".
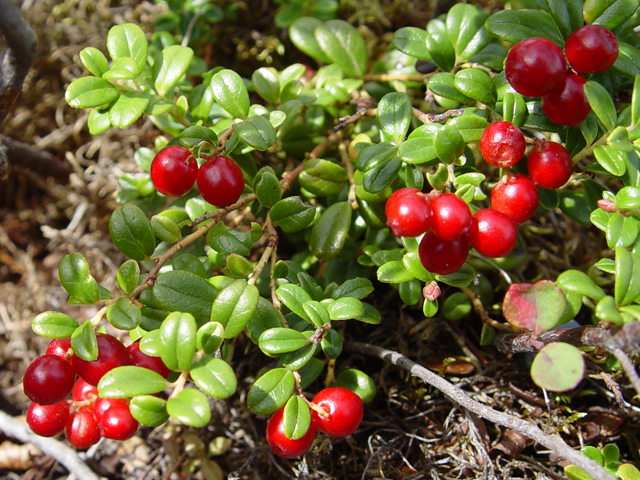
{"left": 356, "top": 142, "right": 398, "bottom": 171}
{"left": 98, "top": 365, "right": 169, "bottom": 398}
{"left": 196, "top": 322, "right": 225, "bottom": 355}
{"left": 559, "top": 191, "right": 592, "bottom": 225}
{"left": 581, "top": 446, "right": 604, "bottom": 465}
{"left": 87, "top": 108, "right": 111, "bottom": 135}
{"left": 70, "top": 321, "right": 97, "bottom": 361}
{"left": 631, "top": 75, "right": 640, "bottom": 126}
{"left": 153, "top": 45, "right": 193, "bottom": 96}
{"left": 270, "top": 196, "right": 316, "bottom": 233}
{"left": 106, "top": 23, "right": 147, "bottom": 73}
{"left": 117, "top": 260, "right": 139, "bottom": 294}
{"left": 210, "top": 69, "right": 250, "bottom": 119}
{"left": 315, "top": 19, "right": 367, "bottom": 78}
{"left": 252, "top": 67, "right": 280, "bottom": 103}
{"left": 254, "top": 167, "right": 282, "bottom": 208}
{"left": 206, "top": 222, "right": 252, "bottom": 256}
{"left": 299, "top": 158, "right": 348, "bottom": 197}
{"left": 327, "top": 297, "right": 364, "bottom": 320}
{"left": 167, "top": 388, "right": 211, "bottom": 427}
{"left": 398, "top": 136, "right": 438, "bottom": 164}
{"left": 377, "top": 260, "right": 414, "bottom": 284}
{"left": 584, "top": 81, "right": 616, "bottom": 130}
{"left": 583, "top": 0, "right": 639, "bottom": 31}
{"left": 428, "top": 73, "right": 474, "bottom": 104}
{"left": 545, "top": 0, "right": 584, "bottom": 39}
{"left": 211, "top": 279, "right": 260, "bottom": 338}
{"left": 425, "top": 32, "right": 456, "bottom": 72}
{"left": 403, "top": 252, "right": 434, "bottom": 282}
{"left": 109, "top": 91, "right": 150, "bottom": 128}
{"left": 607, "top": 213, "right": 638, "bottom": 248}
{"left": 277, "top": 284, "right": 312, "bottom": 321}
{"left": 235, "top": 115, "right": 276, "bottom": 150}
{"left": 615, "top": 247, "right": 640, "bottom": 306}
{"left": 454, "top": 68, "right": 496, "bottom": 107}
{"left": 151, "top": 214, "right": 181, "bottom": 243}
{"left": 611, "top": 42, "right": 640, "bottom": 78}
{"left": 310, "top": 202, "right": 352, "bottom": 261}
{"left": 556, "top": 269, "right": 606, "bottom": 300}
{"left": 302, "top": 300, "right": 330, "bottom": 327}
{"left": 158, "top": 311, "right": 197, "bottom": 371}
{"left": 58, "top": 253, "right": 100, "bottom": 304}
{"left": 333, "top": 369, "right": 376, "bottom": 403}
{"left": 445, "top": 4, "right": 491, "bottom": 61}
{"left": 65, "top": 77, "right": 119, "bottom": 109}
{"left": 565, "top": 465, "right": 593, "bottom": 480}
{"left": 594, "top": 145, "right": 627, "bottom": 176}
{"left": 259, "top": 328, "right": 310, "bottom": 355}
{"left": 330, "top": 278, "right": 374, "bottom": 299}
{"left": 32, "top": 312, "right": 78, "bottom": 338}
{"left": 102, "top": 57, "right": 139, "bottom": 80}
{"left": 618, "top": 464, "right": 640, "bottom": 480}
{"left": 434, "top": 125, "right": 465, "bottom": 164}
{"left": 502, "top": 92, "right": 527, "bottom": 127}
{"left": 531, "top": 342, "right": 585, "bottom": 392}
{"left": 283, "top": 395, "right": 312, "bottom": 440}
{"left": 79, "top": 47, "right": 109, "bottom": 77}
{"left": 190, "top": 357, "right": 237, "bottom": 398}
{"left": 247, "top": 297, "right": 286, "bottom": 344}
{"left": 109, "top": 204, "right": 156, "bottom": 261}
{"left": 106, "top": 297, "right": 141, "bottom": 330}
{"left": 596, "top": 295, "right": 624, "bottom": 326}
{"left": 154, "top": 270, "right": 217, "bottom": 319}
{"left": 377, "top": 92, "right": 412, "bottom": 145}
{"left": 363, "top": 155, "right": 402, "bottom": 193}
{"left": 393, "top": 27, "right": 430, "bottom": 61}
{"left": 437, "top": 263, "right": 476, "bottom": 287}
{"left": 485, "top": 9, "right": 563, "bottom": 45}
{"left": 226, "top": 253, "right": 254, "bottom": 279}
{"left": 247, "top": 368, "right": 295, "bottom": 415}
{"left": 179, "top": 125, "right": 218, "bottom": 148}
{"left": 356, "top": 302, "right": 382, "bottom": 324}
{"left": 442, "top": 292, "right": 472, "bottom": 320}
{"left": 289, "top": 17, "right": 333, "bottom": 64}
{"left": 130, "top": 395, "right": 169, "bottom": 427}
{"left": 503, "top": 281, "right": 567, "bottom": 333}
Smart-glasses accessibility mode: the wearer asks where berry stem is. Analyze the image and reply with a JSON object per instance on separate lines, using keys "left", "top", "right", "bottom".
{"left": 338, "top": 141, "right": 358, "bottom": 210}
{"left": 248, "top": 215, "right": 278, "bottom": 286}
{"left": 460, "top": 287, "right": 520, "bottom": 333}
{"left": 168, "top": 370, "right": 190, "bottom": 400}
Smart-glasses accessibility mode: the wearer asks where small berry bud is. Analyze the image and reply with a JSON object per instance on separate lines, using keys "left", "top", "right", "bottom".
{"left": 423, "top": 282, "right": 441, "bottom": 302}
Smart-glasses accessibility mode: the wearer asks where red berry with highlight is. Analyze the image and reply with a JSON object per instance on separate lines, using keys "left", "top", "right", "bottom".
{"left": 505, "top": 37, "right": 567, "bottom": 97}
{"left": 46, "top": 337, "right": 72, "bottom": 361}
{"left": 72, "top": 378, "right": 98, "bottom": 402}
{"left": 23, "top": 354, "right": 76, "bottom": 405}
{"left": 150, "top": 145, "right": 198, "bottom": 197}
{"left": 431, "top": 193, "right": 472, "bottom": 241}
{"left": 541, "top": 72, "right": 591, "bottom": 126}
{"left": 94, "top": 398, "right": 129, "bottom": 424}
{"left": 480, "top": 121, "right": 527, "bottom": 168}
{"left": 418, "top": 230, "right": 469, "bottom": 276}
{"left": 566, "top": 25, "right": 618, "bottom": 74}
{"left": 490, "top": 174, "right": 539, "bottom": 224}
{"left": 385, "top": 188, "right": 432, "bottom": 237}
{"left": 266, "top": 406, "right": 317, "bottom": 458}
{"left": 469, "top": 209, "right": 517, "bottom": 258}
{"left": 527, "top": 141, "right": 573, "bottom": 190}
{"left": 100, "top": 405, "right": 139, "bottom": 441}
{"left": 127, "top": 340, "right": 172, "bottom": 379}
{"left": 27, "top": 401, "right": 70, "bottom": 437}
{"left": 72, "top": 334, "right": 130, "bottom": 386}
{"left": 197, "top": 155, "right": 245, "bottom": 208}
{"left": 312, "top": 387, "right": 364, "bottom": 438}
{"left": 65, "top": 407, "right": 101, "bottom": 449}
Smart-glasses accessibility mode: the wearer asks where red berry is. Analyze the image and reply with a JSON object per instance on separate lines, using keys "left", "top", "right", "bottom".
{"left": 527, "top": 141, "right": 573, "bottom": 189}
{"left": 27, "top": 401, "right": 70, "bottom": 437}
{"left": 100, "top": 405, "right": 139, "bottom": 440}
{"left": 72, "top": 378, "right": 98, "bottom": 403}
{"left": 127, "top": 340, "right": 172, "bottom": 379}
{"left": 431, "top": 193, "right": 472, "bottom": 241}
{"left": 46, "top": 337, "right": 72, "bottom": 361}
{"left": 565, "top": 25, "right": 618, "bottom": 74}
{"left": 480, "top": 121, "right": 526, "bottom": 168}
{"left": 469, "top": 209, "right": 518, "bottom": 258}
{"left": 490, "top": 173, "right": 539, "bottom": 224}
{"left": 541, "top": 72, "right": 591, "bottom": 126}
{"left": 150, "top": 145, "right": 199, "bottom": 197}
{"left": 197, "top": 155, "right": 245, "bottom": 208}
{"left": 418, "top": 230, "right": 469, "bottom": 275}
{"left": 505, "top": 37, "right": 567, "bottom": 97}
{"left": 72, "top": 334, "right": 130, "bottom": 387}
{"left": 266, "top": 406, "right": 317, "bottom": 458}
{"left": 23, "top": 354, "right": 76, "bottom": 405}
{"left": 65, "top": 407, "right": 101, "bottom": 449}
{"left": 385, "top": 188, "right": 432, "bottom": 237}
{"left": 94, "top": 397, "right": 129, "bottom": 424}
{"left": 312, "top": 387, "right": 364, "bottom": 438}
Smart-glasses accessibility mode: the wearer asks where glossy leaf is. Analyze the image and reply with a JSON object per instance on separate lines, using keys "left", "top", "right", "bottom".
{"left": 393, "top": 27, "right": 430, "bottom": 61}
{"left": 377, "top": 92, "right": 412, "bottom": 145}
{"left": 211, "top": 279, "right": 260, "bottom": 338}
{"left": 190, "top": 357, "right": 237, "bottom": 398}
{"left": 584, "top": 81, "right": 616, "bottom": 131}
{"left": 98, "top": 366, "right": 169, "bottom": 398}
{"left": 259, "top": 328, "right": 310, "bottom": 355}
{"left": 398, "top": 136, "right": 438, "bottom": 164}
{"left": 79, "top": 47, "right": 109, "bottom": 77}
{"left": 276, "top": 284, "right": 312, "bottom": 321}
{"left": 356, "top": 142, "right": 398, "bottom": 171}
{"left": 130, "top": 395, "right": 169, "bottom": 427}
{"left": 454, "top": 68, "right": 496, "bottom": 107}
{"left": 196, "top": 322, "right": 225, "bottom": 355}
{"left": 425, "top": 31, "right": 456, "bottom": 72}
{"left": 210, "top": 69, "right": 250, "bottom": 119}
{"left": 283, "top": 395, "right": 312, "bottom": 440}
{"left": 615, "top": 247, "right": 640, "bottom": 306}
{"left": 247, "top": 368, "right": 295, "bottom": 415}
{"left": 315, "top": 19, "right": 367, "bottom": 78}
{"left": 377, "top": 260, "right": 414, "bottom": 284}
{"left": 254, "top": 167, "right": 282, "bottom": 208}
{"left": 106, "top": 297, "right": 141, "bottom": 330}
{"left": 58, "top": 253, "right": 100, "bottom": 304}
{"left": 445, "top": 4, "right": 491, "bottom": 61}
{"left": 206, "top": 222, "right": 252, "bottom": 257}
{"left": 235, "top": 115, "right": 276, "bottom": 151}
{"left": 106, "top": 23, "right": 148, "bottom": 72}
{"left": 302, "top": 300, "right": 330, "bottom": 328}
{"left": 32, "top": 312, "right": 78, "bottom": 338}
{"left": 428, "top": 72, "right": 474, "bottom": 103}
{"left": 179, "top": 125, "right": 218, "bottom": 148}
{"left": 333, "top": 369, "right": 376, "bottom": 403}
{"left": 606, "top": 213, "right": 638, "bottom": 248}
{"left": 151, "top": 214, "right": 181, "bottom": 243}
{"left": 330, "top": 278, "right": 374, "bottom": 300}
{"left": 109, "top": 91, "right": 150, "bottom": 128}
{"left": 167, "top": 388, "right": 211, "bottom": 427}
{"left": 117, "top": 260, "right": 140, "bottom": 294}
{"left": 485, "top": 9, "right": 563, "bottom": 45}
{"left": 503, "top": 281, "right": 567, "bottom": 333}
{"left": 154, "top": 270, "right": 217, "bottom": 318}
{"left": 289, "top": 17, "right": 333, "bottom": 64}
{"left": 556, "top": 269, "right": 606, "bottom": 301}
{"left": 434, "top": 125, "right": 464, "bottom": 164}
{"left": 109, "top": 204, "right": 156, "bottom": 261}
{"left": 158, "top": 311, "right": 198, "bottom": 371}
{"left": 632, "top": 75, "right": 640, "bottom": 126}
{"left": 270, "top": 196, "right": 315, "bottom": 233}
{"left": 595, "top": 295, "right": 624, "bottom": 326}
{"left": 299, "top": 158, "right": 348, "bottom": 196}
{"left": 442, "top": 292, "right": 472, "bottom": 320}
{"left": 530, "top": 342, "right": 585, "bottom": 392}
{"left": 252, "top": 67, "right": 280, "bottom": 103}
{"left": 611, "top": 42, "right": 640, "bottom": 78}
{"left": 362, "top": 155, "right": 402, "bottom": 193}
{"left": 321, "top": 328, "right": 343, "bottom": 358}
{"left": 327, "top": 297, "right": 365, "bottom": 320}
{"left": 70, "top": 321, "right": 98, "bottom": 361}
{"left": 594, "top": 145, "right": 627, "bottom": 177}
{"left": 583, "top": 0, "right": 639, "bottom": 31}
{"left": 226, "top": 253, "right": 254, "bottom": 279}
{"left": 310, "top": 202, "right": 352, "bottom": 261}
{"left": 65, "top": 77, "right": 119, "bottom": 109}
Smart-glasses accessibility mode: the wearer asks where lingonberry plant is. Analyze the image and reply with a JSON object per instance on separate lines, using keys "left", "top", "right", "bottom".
{"left": 21, "top": 0, "right": 640, "bottom": 476}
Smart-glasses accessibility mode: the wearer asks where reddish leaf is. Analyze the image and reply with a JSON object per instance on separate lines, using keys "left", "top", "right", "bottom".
{"left": 503, "top": 280, "right": 567, "bottom": 333}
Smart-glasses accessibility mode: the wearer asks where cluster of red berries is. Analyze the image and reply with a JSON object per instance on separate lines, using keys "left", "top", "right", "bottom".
{"left": 266, "top": 387, "right": 364, "bottom": 458}
{"left": 505, "top": 25, "right": 618, "bottom": 126}
{"left": 150, "top": 145, "right": 245, "bottom": 208}
{"left": 23, "top": 335, "right": 171, "bottom": 449}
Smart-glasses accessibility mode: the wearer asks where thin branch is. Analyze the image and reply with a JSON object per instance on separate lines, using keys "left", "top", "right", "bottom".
{"left": 460, "top": 287, "right": 520, "bottom": 333}
{"left": 0, "top": 410, "right": 99, "bottom": 480}
{"left": 346, "top": 342, "right": 615, "bottom": 480}
{"left": 0, "top": 134, "right": 73, "bottom": 182}
{"left": 412, "top": 107, "right": 464, "bottom": 125}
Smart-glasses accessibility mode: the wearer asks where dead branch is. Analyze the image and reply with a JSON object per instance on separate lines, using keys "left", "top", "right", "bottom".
{"left": 0, "top": 134, "right": 72, "bottom": 182}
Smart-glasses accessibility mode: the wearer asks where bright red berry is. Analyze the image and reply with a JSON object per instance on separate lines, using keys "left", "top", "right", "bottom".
{"left": 127, "top": 340, "right": 172, "bottom": 379}
{"left": 65, "top": 407, "right": 101, "bottom": 449}
{"left": 27, "top": 401, "right": 70, "bottom": 437}
{"left": 469, "top": 209, "right": 518, "bottom": 258}
{"left": 430, "top": 193, "right": 472, "bottom": 241}
{"left": 505, "top": 37, "right": 567, "bottom": 97}
{"left": 150, "top": 145, "right": 199, "bottom": 197}
{"left": 565, "top": 25, "right": 619, "bottom": 74}
{"left": 480, "top": 121, "right": 527, "bottom": 168}
{"left": 197, "top": 155, "right": 245, "bottom": 208}
{"left": 100, "top": 405, "right": 139, "bottom": 441}
{"left": 72, "top": 378, "right": 98, "bottom": 403}
{"left": 266, "top": 406, "right": 317, "bottom": 458}
{"left": 490, "top": 173, "right": 539, "bottom": 224}
{"left": 312, "top": 387, "right": 364, "bottom": 438}
{"left": 385, "top": 188, "right": 432, "bottom": 237}
{"left": 46, "top": 337, "right": 72, "bottom": 361}
{"left": 541, "top": 72, "right": 591, "bottom": 126}
{"left": 23, "top": 354, "right": 76, "bottom": 405}
{"left": 527, "top": 141, "right": 573, "bottom": 190}
{"left": 419, "top": 229, "right": 469, "bottom": 275}
{"left": 72, "top": 334, "right": 130, "bottom": 387}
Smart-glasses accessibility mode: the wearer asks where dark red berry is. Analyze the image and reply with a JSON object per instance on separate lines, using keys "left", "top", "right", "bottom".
{"left": 431, "top": 193, "right": 472, "bottom": 241}
{"left": 197, "top": 155, "right": 245, "bottom": 208}
{"left": 418, "top": 230, "right": 469, "bottom": 276}
{"left": 27, "top": 401, "right": 70, "bottom": 437}
{"left": 480, "top": 121, "right": 527, "bottom": 168}
{"left": 312, "top": 387, "right": 364, "bottom": 438}
{"left": 565, "top": 25, "right": 619, "bottom": 74}
{"left": 72, "top": 378, "right": 98, "bottom": 402}
{"left": 266, "top": 406, "right": 317, "bottom": 458}
{"left": 46, "top": 338, "right": 72, "bottom": 361}
{"left": 385, "top": 188, "right": 432, "bottom": 237}
{"left": 469, "top": 209, "right": 518, "bottom": 258}
{"left": 100, "top": 405, "right": 139, "bottom": 440}
{"left": 65, "top": 407, "right": 101, "bottom": 449}
{"left": 72, "top": 334, "right": 130, "bottom": 387}
{"left": 150, "top": 145, "right": 199, "bottom": 197}
{"left": 505, "top": 37, "right": 567, "bottom": 97}
{"left": 94, "top": 397, "right": 129, "bottom": 424}
{"left": 541, "top": 72, "right": 591, "bottom": 126}
{"left": 127, "top": 340, "right": 172, "bottom": 379}
{"left": 23, "top": 354, "right": 76, "bottom": 405}
{"left": 527, "top": 141, "right": 573, "bottom": 189}
{"left": 490, "top": 173, "right": 539, "bottom": 224}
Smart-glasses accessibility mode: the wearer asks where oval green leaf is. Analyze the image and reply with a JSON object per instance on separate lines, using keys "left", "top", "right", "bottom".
{"left": 247, "top": 368, "right": 295, "bottom": 415}
{"left": 98, "top": 365, "right": 169, "bottom": 398}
